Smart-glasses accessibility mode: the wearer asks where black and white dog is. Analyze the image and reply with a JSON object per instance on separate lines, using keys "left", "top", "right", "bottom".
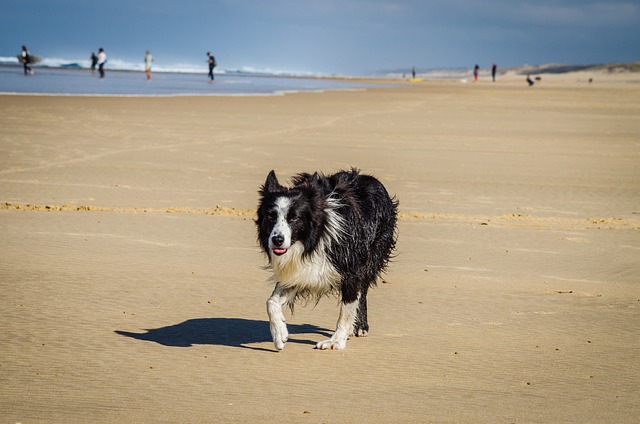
{"left": 256, "top": 169, "right": 398, "bottom": 350}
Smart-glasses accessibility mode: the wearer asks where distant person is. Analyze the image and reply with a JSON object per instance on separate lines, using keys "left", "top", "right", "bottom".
{"left": 144, "top": 50, "right": 154, "bottom": 80}
{"left": 526, "top": 75, "right": 534, "bottom": 86}
{"left": 412, "top": 66, "right": 416, "bottom": 79}
{"left": 473, "top": 64, "right": 479, "bottom": 82}
{"left": 97, "top": 48, "right": 106, "bottom": 78}
{"left": 21, "top": 45, "right": 32, "bottom": 75}
{"left": 492, "top": 63, "right": 497, "bottom": 82}
{"left": 90, "top": 52, "right": 98, "bottom": 72}
{"left": 207, "top": 52, "right": 217, "bottom": 82}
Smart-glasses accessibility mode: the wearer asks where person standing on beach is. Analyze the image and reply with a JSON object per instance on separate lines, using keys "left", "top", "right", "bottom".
{"left": 492, "top": 63, "right": 497, "bottom": 82}
{"left": 473, "top": 64, "right": 479, "bottom": 82}
{"left": 207, "top": 52, "right": 217, "bottom": 82}
{"left": 412, "top": 66, "right": 416, "bottom": 79}
{"left": 21, "top": 46, "right": 32, "bottom": 75}
{"left": 144, "top": 50, "right": 154, "bottom": 80}
{"left": 97, "top": 48, "right": 107, "bottom": 78}
{"left": 90, "top": 52, "right": 98, "bottom": 72}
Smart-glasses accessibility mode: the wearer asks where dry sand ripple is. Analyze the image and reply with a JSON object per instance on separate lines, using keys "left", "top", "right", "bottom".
{"left": 3, "top": 201, "right": 639, "bottom": 230}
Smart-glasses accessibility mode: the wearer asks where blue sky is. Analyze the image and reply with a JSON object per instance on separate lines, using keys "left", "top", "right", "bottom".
{"left": 1, "top": 0, "right": 639, "bottom": 74}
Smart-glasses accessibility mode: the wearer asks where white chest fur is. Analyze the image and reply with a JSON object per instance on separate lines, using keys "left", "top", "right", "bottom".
{"left": 270, "top": 240, "right": 340, "bottom": 295}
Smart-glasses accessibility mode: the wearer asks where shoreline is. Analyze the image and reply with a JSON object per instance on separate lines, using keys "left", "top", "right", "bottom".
{"left": 0, "top": 65, "right": 395, "bottom": 97}
{"left": 2, "top": 76, "right": 639, "bottom": 100}
{"left": 2, "top": 61, "right": 640, "bottom": 96}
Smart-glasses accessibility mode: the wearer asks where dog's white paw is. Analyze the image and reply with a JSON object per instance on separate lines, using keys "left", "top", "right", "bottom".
{"left": 270, "top": 319, "right": 288, "bottom": 350}
{"left": 315, "top": 338, "right": 346, "bottom": 350}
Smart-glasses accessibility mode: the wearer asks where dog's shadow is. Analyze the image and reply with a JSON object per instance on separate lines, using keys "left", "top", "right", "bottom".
{"left": 115, "top": 318, "right": 332, "bottom": 352}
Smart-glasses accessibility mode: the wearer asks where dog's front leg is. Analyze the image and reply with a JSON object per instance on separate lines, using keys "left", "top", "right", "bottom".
{"left": 266, "top": 284, "right": 289, "bottom": 350}
{"left": 316, "top": 294, "right": 360, "bottom": 350}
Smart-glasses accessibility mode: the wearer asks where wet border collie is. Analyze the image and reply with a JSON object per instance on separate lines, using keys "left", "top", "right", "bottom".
{"left": 256, "top": 169, "right": 398, "bottom": 350}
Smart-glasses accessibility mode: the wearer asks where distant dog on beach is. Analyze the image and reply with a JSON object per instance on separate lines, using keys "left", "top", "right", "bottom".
{"left": 256, "top": 169, "right": 398, "bottom": 350}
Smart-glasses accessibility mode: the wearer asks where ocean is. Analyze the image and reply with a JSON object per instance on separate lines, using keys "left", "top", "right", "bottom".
{"left": 0, "top": 65, "right": 387, "bottom": 96}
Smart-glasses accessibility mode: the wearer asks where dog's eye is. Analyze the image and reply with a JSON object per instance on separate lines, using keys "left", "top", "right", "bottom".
{"left": 266, "top": 211, "right": 277, "bottom": 222}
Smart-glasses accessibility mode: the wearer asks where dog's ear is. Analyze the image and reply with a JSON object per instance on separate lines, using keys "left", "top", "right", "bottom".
{"left": 309, "top": 171, "right": 333, "bottom": 193}
{"left": 263, "top": 170, "right": 284, "bottom": 193}
{"left": 309, "top": 172, "right": 321, "bottom": 185}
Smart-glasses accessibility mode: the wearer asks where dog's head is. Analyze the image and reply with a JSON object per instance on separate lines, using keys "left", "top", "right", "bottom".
{"left": 256, "top": 170, "right": 325, "bottom": 259}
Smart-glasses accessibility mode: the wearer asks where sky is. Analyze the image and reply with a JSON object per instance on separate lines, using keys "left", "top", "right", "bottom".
{"left": 1, "top": 0, "right": 639, "bottom": 75}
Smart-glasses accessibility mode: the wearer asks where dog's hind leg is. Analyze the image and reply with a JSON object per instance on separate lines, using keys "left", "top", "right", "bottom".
{"left": 316, "top": 293, "right": 360, "bottom": 350}
{"left": 353, "top": 285, "right": 369, "bottom": 337}
{"left": 266, "top": 284, "right": 289, "bottom": 350}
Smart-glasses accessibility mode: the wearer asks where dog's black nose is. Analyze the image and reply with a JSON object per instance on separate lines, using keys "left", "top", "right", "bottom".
{"left": 271, "top": 234, "right": 285, "bottom": 247}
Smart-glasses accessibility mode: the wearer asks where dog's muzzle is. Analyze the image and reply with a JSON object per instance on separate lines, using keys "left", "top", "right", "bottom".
{"left": 270, "top": 234, "right": 288, "bottom": 256}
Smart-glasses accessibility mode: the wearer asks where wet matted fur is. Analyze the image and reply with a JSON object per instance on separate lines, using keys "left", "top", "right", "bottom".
{"left": 256, "top": 169, "right": 398, "bottom": 350}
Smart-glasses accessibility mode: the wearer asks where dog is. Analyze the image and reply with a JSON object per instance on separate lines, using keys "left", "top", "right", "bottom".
{"left": 256, "top": 169, "right": 398, "bottom": 350}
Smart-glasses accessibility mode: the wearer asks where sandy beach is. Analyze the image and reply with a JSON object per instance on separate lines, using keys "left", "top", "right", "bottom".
{"left": 1, "top": 76, "right": 639, "bottom": 423}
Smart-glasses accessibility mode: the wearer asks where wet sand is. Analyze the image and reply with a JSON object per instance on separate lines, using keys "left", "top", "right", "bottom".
{"left": 1, "top": 76, "right": 639, "bottom": 423}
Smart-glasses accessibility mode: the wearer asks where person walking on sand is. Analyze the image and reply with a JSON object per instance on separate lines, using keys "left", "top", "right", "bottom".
{"left": 473, "top": 64, "right": 479, "bottom": 82}
{"left": 97, "top": 48, "right": 107, "bottom": 78}
{"left": 21, "top": 46, "right": 33, "bottom": 75}
{"left": 144, "top": 50, "right": 154, "bottom": 80}
{"left": 207, "top": 52, "right": 217, "bottom": 82}
{"left": 492, "top": 63, "right": 497, "bottom": 82}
